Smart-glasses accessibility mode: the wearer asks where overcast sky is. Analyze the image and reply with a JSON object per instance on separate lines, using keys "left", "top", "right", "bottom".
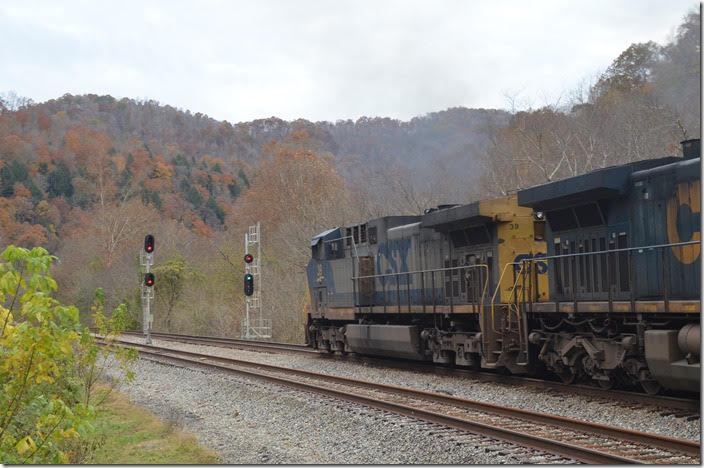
{"left": 0, "top": 0, "right": 698, "bottom": 123}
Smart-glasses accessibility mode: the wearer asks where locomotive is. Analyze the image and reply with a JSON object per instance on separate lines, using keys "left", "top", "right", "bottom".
{"left": 306, "top": 139, "right": 701, "bottom": 394}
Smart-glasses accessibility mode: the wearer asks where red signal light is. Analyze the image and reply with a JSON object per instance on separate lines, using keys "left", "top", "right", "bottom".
{"left": 244, "top": 253, "right": 254, "bottom": 264}
{"left": 144, "top": 234, "right": 155, "bottom": 253}
{"left": 145, "top": 272, "right": 155, "bottom": 287}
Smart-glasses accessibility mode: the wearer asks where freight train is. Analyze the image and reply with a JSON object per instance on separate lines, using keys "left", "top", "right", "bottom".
{"left": 306, "top": 139, "right": 701, "bottom": 394}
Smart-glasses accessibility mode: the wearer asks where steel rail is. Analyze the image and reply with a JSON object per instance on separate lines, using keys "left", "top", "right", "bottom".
{"left": 118, "top": 330, "right": 315, "bottom": 354}
{"left": 111, "top": 330, "right": 699, "bottom": 412}
{"left": 105, "top": 339, "right": 700, "bottom": 463}
{"left": 336, "top": 353, "right": 702, "bottom": 413}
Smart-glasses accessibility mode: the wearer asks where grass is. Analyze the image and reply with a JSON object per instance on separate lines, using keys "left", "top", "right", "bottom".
{"left": 85, "top": 390, "right": 220, "bottom": 464}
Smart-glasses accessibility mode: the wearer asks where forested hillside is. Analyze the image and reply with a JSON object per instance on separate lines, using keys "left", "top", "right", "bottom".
{"left": 480, "top": 10, "right": 700, "bottom": 195}
{"left": 0, "top": 9, "right": 698, "bottom": 342}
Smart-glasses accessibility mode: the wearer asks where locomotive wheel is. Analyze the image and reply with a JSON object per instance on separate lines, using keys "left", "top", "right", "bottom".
{"left": 597, "top": 378, "right": 614, "bottom": 389}
{"left": 557, "top": 368, "right": 577, "bottom": 384}
{"left": 317, "top": 336, "right": 332, "bottom": 353}
{"left": 558, "top": 351, "right": 587, "bottom": 384}
{"left": 640, "top": 380, "right": 662, "bottom": 395}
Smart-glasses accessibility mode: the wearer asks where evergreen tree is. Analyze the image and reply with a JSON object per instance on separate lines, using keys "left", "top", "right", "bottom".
{"left": 0, "top": 164, "right": 16, "bottom": 197}
{"left": 24, "top": 177, "right": 43, "bottom": 201}
{"left": 206, "top": 196, "right": 225, "bottom": 224}
{"left": 0, "top": 159, "right": 31, "bottom": 197}
{"left": 180, "top": 178, "right": 203, "bottom": 207}
{"left": 228, "top": 182, "right": 241, "bottom": 199}
{"left": 117, "top": 166, "right": 133, "bottom": 188}
{"left": 172, "top": 154, "right": 189, "bottom": 167}
{"left": 10, "top": 159, "right": 28, "bottom": 181}
{"left": 46, "top": 161, "right": 74, "bottom": 198}
{"left": 152, "top": 191, "right": 162, "bottom": 209}
{"left": 238, "top": 168, "right": 250, "bottom": 188}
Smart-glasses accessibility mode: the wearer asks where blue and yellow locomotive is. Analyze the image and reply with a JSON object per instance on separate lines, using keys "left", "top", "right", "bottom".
{"left": 306, "top": 139, "right": 701, "bottom": 394}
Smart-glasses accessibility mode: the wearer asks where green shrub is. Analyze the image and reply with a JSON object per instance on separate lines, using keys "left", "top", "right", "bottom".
{"left": 0, "top": 246, "right": 136, "bottom": 463}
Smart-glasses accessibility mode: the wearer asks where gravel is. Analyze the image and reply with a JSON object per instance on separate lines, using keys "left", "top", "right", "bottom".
{"left": 117, "top": 335, "right": 701, "bottom": 442}
{"left": 106, "top": 359, "right": 560, "bottom": 464}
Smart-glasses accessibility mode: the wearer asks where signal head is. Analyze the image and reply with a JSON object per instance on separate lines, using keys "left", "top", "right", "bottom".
{"left": 244, "top": 253, "right": 254, "bottom": 264}
{"left": 244, "top": 273, "right": 254, "bottom": 296}
{"left": 145, "top": 272, "right": 155, "bottom": 287}
{"left": 144, "top": 234, "right": 155, "bottom": 253}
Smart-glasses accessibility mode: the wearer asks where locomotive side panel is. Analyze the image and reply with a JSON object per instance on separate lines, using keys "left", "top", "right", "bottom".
{"left": 377, "top": 222, "right": 421, "bottom": 308}
{"left": 543, "top": 199, "right": 633, "bottom": 302}
{"left": 487, "top": 198, "right": 549, "bottom": 304}
{"left": 630, "top": 158, "right": 701, "bottom": 299}
{"left": 418, "top": 223, "right": 445, "bottom": 308}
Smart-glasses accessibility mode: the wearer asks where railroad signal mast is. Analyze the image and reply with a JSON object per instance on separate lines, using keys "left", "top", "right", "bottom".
{"left": 140, "top": 234, "right": 156, "bottom": 344}
{"left": 242, "top": 222, "right": 271, "bottom": 339}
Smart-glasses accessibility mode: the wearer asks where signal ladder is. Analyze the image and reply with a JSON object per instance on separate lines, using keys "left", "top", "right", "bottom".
{"left": 242, "top": 222, "right": 272, "bottom": 339}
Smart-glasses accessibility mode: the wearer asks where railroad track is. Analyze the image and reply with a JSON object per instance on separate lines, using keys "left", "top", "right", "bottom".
{"left": 103, "top": 338, "right": 700, "bottom": 464}
{"left": 119, "top": 330, "right": 316, "bottom": 355}
{"left": 341, "top": 354, "right": 702, "bottom": 415}
{"left": 116, "top": 330, "right": 700, "bottom": 413}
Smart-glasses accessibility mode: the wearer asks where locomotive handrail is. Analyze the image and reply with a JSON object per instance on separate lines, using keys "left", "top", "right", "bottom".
{"left": 515, "top": 239, "right": 700, "bottom": 314}
{"left": 351, "top": 264, "right": 489, "bottom": 317}
{"left": 352, "top": 264, "right": 487, "bottom": 279}
{"left": 521, "top": 240, "right": 699, "bottom": 261}
{"left": 476, "top": 265, "right": 490, "bottom": 316}
{"left": 490, "top": 262, "right": 527, "bottom": 334}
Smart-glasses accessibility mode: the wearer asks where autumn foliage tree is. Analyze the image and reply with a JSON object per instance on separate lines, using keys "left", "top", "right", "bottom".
{"left": 237, "top": 132, "right": 350, "bottom": 265}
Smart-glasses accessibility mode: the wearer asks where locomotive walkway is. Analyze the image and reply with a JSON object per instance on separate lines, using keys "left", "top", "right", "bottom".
{"left": 101, "top": 337, "right": 700, "bottom": 464}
